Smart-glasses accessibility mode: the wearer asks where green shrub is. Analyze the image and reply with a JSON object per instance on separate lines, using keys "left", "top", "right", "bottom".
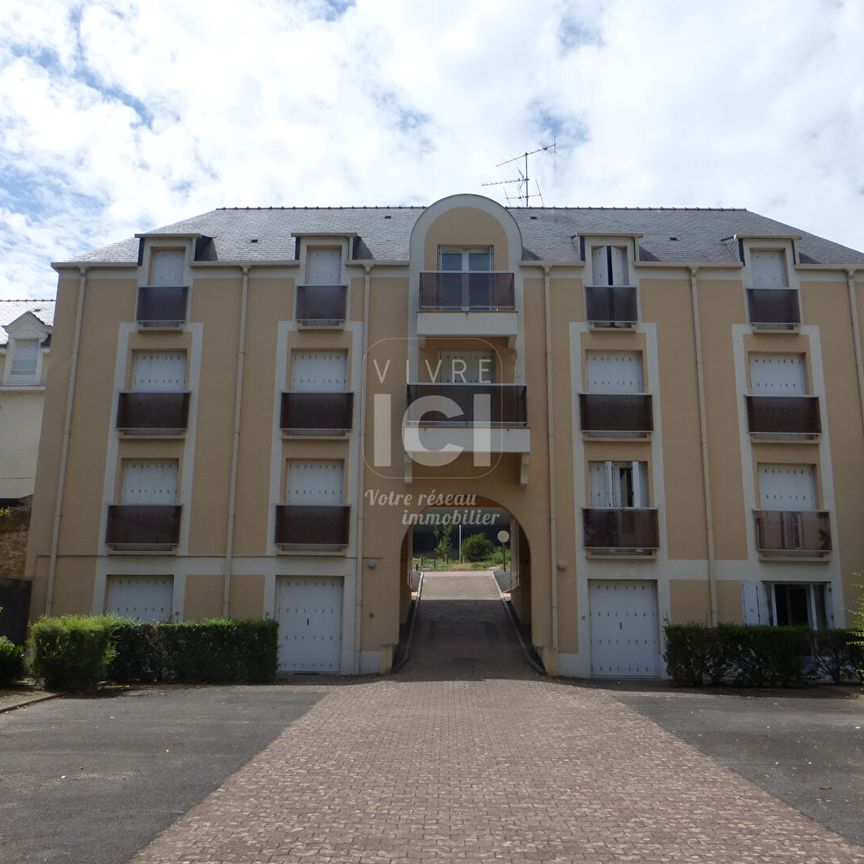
{"left": 810, "top": 630, "right": 864, "bottom": 684}
{"left": 0, "top": 636, "right": 25, "bottom": 686}
{"left": 664, "top": 624, "right": 733, "bottom": 686}
{"left": 108, "top": 618, "right": 278, "bottom": 685}
{"left": 461, "top": 532, "right": 495, "bottom": 562}
{"left": 28, "top": 615, "right": 118, "bottom": 691}
{"left": 725, "top": 625, "right": 812, "bottom": 686}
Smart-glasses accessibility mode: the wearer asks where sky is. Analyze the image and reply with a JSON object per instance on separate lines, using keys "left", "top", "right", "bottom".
{"left": 0, "top": 0, "right": 863, "bottom": 299}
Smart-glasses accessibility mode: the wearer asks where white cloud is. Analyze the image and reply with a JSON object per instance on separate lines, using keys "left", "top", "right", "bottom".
{"left": 0, "top": 0, "right": 862, "bottom": 298}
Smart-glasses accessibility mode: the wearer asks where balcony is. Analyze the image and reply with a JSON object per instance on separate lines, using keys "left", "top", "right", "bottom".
{"left": 417, "top": 272, "right": 517, "bottom": 340}
{"left": 585, "top": 285, "right": 638, "bottom": 328}
{"left": 404, "top": 383, "right": 530, "bottom": 457}
{"left": 117, "top": 392, "right": 190, "bottom": 435}
{"left": 280, "top": 392, "right": 353, "bottom": 435}
{"left": 580, "top": 394, "right": 653, "bottom": 438}
{"left": 746, "top": 395, "right": 821, "bottom": 440}
{"left": 136, "top": 285, "right": 188, "bottom": 328}
{"left": 746, "top": 288, "right": 800, "bottom": 329}
{"left": 296, "top": 284, "right": 347, "bottom": 328}
{"left": 106, "top": 504, "right": 182, "bottom": 550}
{"left": 275, "top": 504, "right": 350, "bottom": 548}
{"left": 583, "top": 508, "right": 659, "bottom": 554}
{"left": 754, "top": 510, "right": 831, "bottom": 558}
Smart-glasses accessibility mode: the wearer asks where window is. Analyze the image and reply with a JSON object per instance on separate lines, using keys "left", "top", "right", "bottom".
{"left": 291, "top": 351, "right": 348, "bottom": 392}
{"left": 438, "top": 247, "right": 492, "bottom": 272}
{"left": 589, "top": 461, "right": 649, "bottom": 508}
{"left": 149, "top": 249, "right": 186, "bottom": 286}
{"left": 437, "top": 350, "right": 495, "bottom": 384}
{"left": 286, "top": 460, "right": 344, "bottom": 505}
{"left": 591, "top": 245, "right": 629, "bottom": 286}
{"left": 10, "top": 338, "right": 39, "bottom": 375}
{"left": 306, "top": 247, "right": 342, "bottom": 285}
{"left": 750, "top": 250, "right": 788, "bottom": 289}
{"left": 770, "top": 583, "right": 827, "bottom": 629}
{"left": 586, "top": 352, "right": 643, "bottom": 394}
{"left": 131, "top": 351, "right": 186, "bottom": 392}
{"left": 758, "top": 464, "right": 817, "bottom": 511}
{"left": 121, "top": 460, "right": 179, "bottom": 505}
{"left": 749, "top": 354, "right": 806, "bottom": 395}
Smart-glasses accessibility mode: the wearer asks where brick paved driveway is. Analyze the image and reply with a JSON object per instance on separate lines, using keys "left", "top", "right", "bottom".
{"left": 131, "top": 571, "right": 863, "bottom": 863}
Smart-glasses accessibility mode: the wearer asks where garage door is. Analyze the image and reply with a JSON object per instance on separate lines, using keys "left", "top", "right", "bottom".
{"left": 589, "top": 580, "right": 659, "bottom": 677}
{"left": 276, "top": 576, "right": 343, "bottom": 672}
{"left": 107, "top": 575, "right": 173, "bottom": 622}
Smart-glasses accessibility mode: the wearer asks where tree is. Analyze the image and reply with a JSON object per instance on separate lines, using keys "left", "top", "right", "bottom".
{"left": 433, "top": 524, "right": 454, "bottom": 563}
{"left": 461, "top": 532, "right": 494, "bottom": 562}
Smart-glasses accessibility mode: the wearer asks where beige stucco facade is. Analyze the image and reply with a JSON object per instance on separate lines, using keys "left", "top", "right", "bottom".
{"left": 23, "top": 195, "right": 864, "bottom": 676}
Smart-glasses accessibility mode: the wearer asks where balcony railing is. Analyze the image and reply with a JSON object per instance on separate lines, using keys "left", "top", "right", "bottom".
{"left": 117, "top": 392, "right": 190, "bottom": 434}
{"left": 419, "top": 272, "right": 515, "bottom": 311}
{"left": 583, "top": 508, "right": 659, "bottom": 552}
{"left": 754, "top": 510, "right": 831, "bottom": 557}
{"left": 296, "top": 284, "right": 347, "bottom": 326}
{"left": 106, "top": 504, "right": 182, "bottom": 549}
{"left": 746, "top": 395, "right": 821, "bottom": 439}
{"left": 406, "top": 383, "right": 527, "bottom": 425}
{"left": 746, "top": 288, "right": 800, "bottom": 328}
{"left": 275, "top": 504, "right": 350, "bottom": 547}
{"left": 280, "top": 392, "right": 353, "bottom": 434}
{"left": 580, "top": 394, "right": 653, "bottom": 436}
{"left": 136, "top": 285, "right": 188, "bottom": 327}
{"left": 585, "top": 284, "right": 638, "bottom": 327}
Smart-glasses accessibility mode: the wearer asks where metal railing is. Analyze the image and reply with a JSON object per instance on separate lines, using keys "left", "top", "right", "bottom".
{"left": 280, "top": 392, "right": 353, "bottom": 434}
{"left": 419, "top": 272, "right": 515, "bottom": 311}
{"left": 580, "top": 394, "right": 653, "bottom": 435}
{"left": 136, "top": 285, "right": 188, "bottom": 326}
{"left": 754, "top": 510, "right": 831, "bottom": 556}
{"left": 117, "top": 392, "right": 190, "bottom": 433}
{"left": 275, "top": 505, "right": 351, "bottom": 546}
{"left": 746, "top": 395, "right": 821, "bottom": 438}
{"left": 296, "top": 284, "right": 347, "bottom": 326}
{"left": 106, "top": 504, "right": 182, "bottom": 548}
{"left": 585, "top": 284, "right": 638, "bottom": 326}
{"left": 582, "top": 508, "right": 659, "bottom": 551}
{"left": 406, "top": 383, "right": 528, "bottom": 425}
{"left": 746, "top": 288, "right": 801, "bottom": 326}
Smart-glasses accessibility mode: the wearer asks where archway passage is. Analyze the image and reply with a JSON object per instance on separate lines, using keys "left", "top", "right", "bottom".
{"left": 396, "top": 505, "right": 539, "bottom": 677}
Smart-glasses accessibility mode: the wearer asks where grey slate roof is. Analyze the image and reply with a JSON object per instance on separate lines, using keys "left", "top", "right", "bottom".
{"left": 62, "top": 205, "right": 864, "bottom": 269}
{"left": 0, "top": 299, "right": 55, "bottom": 347}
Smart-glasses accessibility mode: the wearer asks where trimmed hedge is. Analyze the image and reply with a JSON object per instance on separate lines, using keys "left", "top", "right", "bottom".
{"left": 461, "top": 533, "right": 495, "bottom": 562}
{"left": 665, "top": 624, "right": 861, "bottom": 687}
{"left": 29, "top": 615, "right": 118, "bottom": 691}
{"left": 0, "top": 635, "right": 25, "bottom": 686}
{"left": 29, "top": 616, "right": 278, "bottom": 691}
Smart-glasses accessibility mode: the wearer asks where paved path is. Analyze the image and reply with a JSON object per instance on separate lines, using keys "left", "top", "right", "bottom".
{"left": 130, "top": 571, "right": 863, "bottom": 863}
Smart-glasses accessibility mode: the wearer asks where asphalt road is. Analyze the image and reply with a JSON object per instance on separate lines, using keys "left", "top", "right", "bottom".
{"left": 0, "top": 685, "right": 324, "bottom": 864}
{"left": 612, "top": 685, "right": 864, "bottom": 846}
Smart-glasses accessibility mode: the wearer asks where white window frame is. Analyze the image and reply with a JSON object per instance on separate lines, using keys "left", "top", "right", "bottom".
{"left": 589, "top": 243, "right": 630, "bottom": 287}
{"left": 437, "top": 246, "right": 493, "bottom": 272}
{"left": 743, "top": 240, "right": 798, "bottom": 293}
{"left": 768, "top": 582, "right": 829, "bottom": 630}
{"left": 589, "top": 460, "right": 649, "bottom": 508}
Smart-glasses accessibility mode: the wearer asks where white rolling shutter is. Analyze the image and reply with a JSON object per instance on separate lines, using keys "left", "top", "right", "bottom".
{"left": 10, "top": 339, "right": 39, "bottom": 374}
{"left": 758, "top": 464, "right": 817, "bottom": 511}
{"left": 586, "top": 352, "right": 643, "bottom": 393}
{"left": 150, "top": 250, "right": 186, "bottom": 286}
{"left": 291, "top": 351, "right": 348, "bottom": 392}
{"left": 107, "top": 575, "right": 173, "bottom": 622}
{"left": 121, "top": 460, "right": 179, "bottom": 504}
{"left": 131, "top": 352, "right": 187, "bottom": 391}
{"left": 751, "top": 250, "right": 788, "bottom": 289}
{"left": 286, "top": 460, "right": 343, "bottom": 505}
{"left": 438, "top": 351, "right": 495, "bottom": 384}
{"left": 749, "top": 354, "right": 806, "bottom": 395}
{"left": 591, "top": 245, "right": 628, "bottom": 286}
{"left": 306, "top": 248, "right": 341, "bottom": 284}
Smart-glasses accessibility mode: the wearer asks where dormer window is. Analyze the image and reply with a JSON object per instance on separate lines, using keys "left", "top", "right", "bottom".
{"left": 750, "top": 250, "right": 788, "bottom": 289}
{"left": 150, "top": 248, "right": 186, "bottom": 287}
{"left": 10, "top": 338, "right": 39, "bottom": 375}
{"left": 591, "top": 245, "right": 629, "bottom": 286}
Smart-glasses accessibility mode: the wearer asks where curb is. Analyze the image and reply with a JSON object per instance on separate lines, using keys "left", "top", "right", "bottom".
{"left": 0, "top": 692, "right": 60, "bottom": 715}
{"left": 491, "top": 572, "right": 547, "bottom": 676}
{"left": 392, "top": 572, "right": 424, "bottom": 673}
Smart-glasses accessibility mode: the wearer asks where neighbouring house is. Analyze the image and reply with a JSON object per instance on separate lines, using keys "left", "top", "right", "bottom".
{"left": 0, "top": 299, "right": 54, "bottom": 641}
{"left": 21, "top": 195, "right": 864, "bottom": 676}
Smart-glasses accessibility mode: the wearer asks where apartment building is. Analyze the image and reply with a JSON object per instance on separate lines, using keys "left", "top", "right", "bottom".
{"left": 0, "top": 299, "right": 55, "bottom": 502}
{"left": 24, "top": 194, "right": 864, "bottom": 676}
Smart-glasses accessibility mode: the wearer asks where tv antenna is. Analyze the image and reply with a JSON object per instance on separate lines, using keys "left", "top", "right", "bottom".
{"left": 482, "top": 138, "right": 556, "bottom": 207}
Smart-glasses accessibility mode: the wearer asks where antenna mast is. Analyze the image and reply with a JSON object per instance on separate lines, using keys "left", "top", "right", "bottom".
{"left": 482, "top": 138, "right": 556, "bottom": 207}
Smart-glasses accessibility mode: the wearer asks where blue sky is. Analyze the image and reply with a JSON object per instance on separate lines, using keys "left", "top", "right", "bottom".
{"left": 1, "top": 0, "right": 862, "bottom": 298}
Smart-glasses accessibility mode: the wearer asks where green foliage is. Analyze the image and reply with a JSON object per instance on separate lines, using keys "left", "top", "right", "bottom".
{"left": 108, "top": 618, "right": 278, "bottom": 685}
{"left": 0, "top": 635, "right": 25, "bottom": 686}
{"left": 663, "top": 624, "right": 853, "bottom": 687}
{"left": 28, "top": 615, "right": 119, "bottom": 691}
{"left": 460, "top": 532, "right": 495, "bottom": 562}
{"left": 433, "top": 524, "right": 454, "bottom": 562}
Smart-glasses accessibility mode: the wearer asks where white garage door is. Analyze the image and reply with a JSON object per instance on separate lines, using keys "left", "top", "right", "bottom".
{"left": 107, "top": 575, "right": 173, "bottom": 622}
{"left": 276, "top": 576, "right": 343, "bottom": 672}
{"left": 589, "top": 580, "right": 659, "bottom": 677}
